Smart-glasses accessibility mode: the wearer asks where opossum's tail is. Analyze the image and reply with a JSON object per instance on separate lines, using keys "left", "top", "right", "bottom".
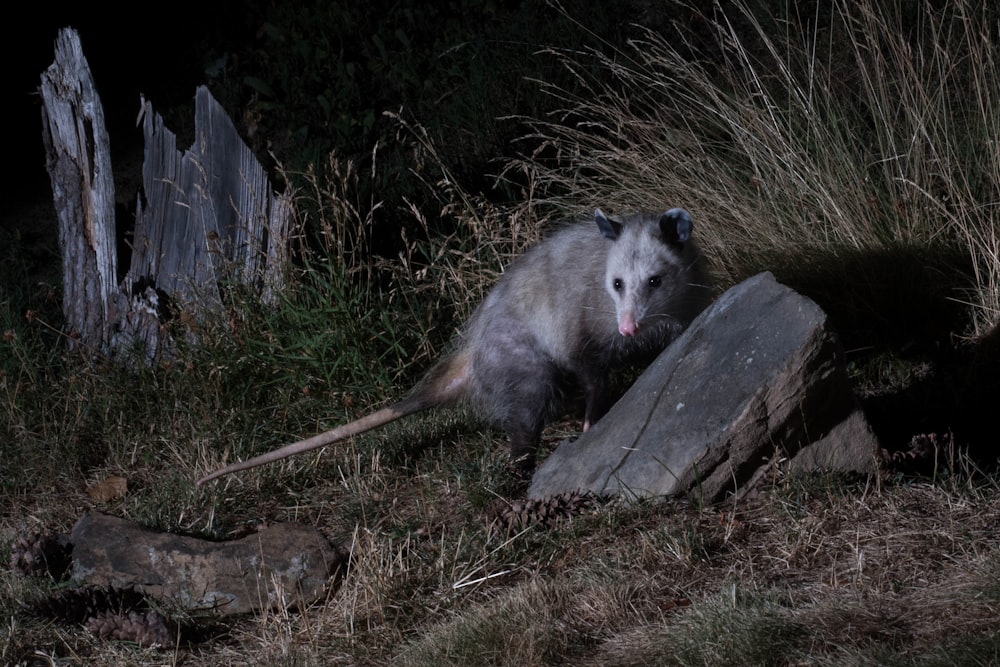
{"left": 196, "top": 351, "right": 472, "bottom": 486}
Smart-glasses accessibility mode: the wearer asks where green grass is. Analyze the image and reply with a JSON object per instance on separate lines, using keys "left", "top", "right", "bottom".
{"left": 3, "top": 0, "right": 1000, "bottom": 664}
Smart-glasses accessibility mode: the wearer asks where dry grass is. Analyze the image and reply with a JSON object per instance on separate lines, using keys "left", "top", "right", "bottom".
{"left": 9, "top": 404, "right": 1000, "bottom": 667}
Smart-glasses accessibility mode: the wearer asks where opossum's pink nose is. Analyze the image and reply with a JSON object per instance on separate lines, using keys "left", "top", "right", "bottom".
{"left": 619, "top": 313, "right": 638, "bottom": 337}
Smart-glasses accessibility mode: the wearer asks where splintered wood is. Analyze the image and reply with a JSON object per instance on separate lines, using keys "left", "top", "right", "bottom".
{"left": 40, "top": 28, "right": 291, "bottom": 362}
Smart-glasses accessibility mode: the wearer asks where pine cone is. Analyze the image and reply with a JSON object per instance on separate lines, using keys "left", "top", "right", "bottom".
{"left": 85, "top": 609, "right": 174, "bottom": 648}
{"left": 26, "top": 586, "right": 147, "bottom": 625}
{"left": 488, "top": 490, "right": 600, "bottom": 536}
{"left": 9, "top": 531, "right": 71, "bottom": 579}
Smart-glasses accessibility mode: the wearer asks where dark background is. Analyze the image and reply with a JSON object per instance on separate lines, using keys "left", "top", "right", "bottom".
{"left": 7, "top": 2, "right": 250, "bottom": 212}
{"left": 5, "top": 0, "right": 657, "bottom": 257}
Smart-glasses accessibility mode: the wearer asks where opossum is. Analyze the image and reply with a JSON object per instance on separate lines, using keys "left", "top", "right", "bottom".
{"left": 197, "top": 208, "right": 710, "bottom": 486}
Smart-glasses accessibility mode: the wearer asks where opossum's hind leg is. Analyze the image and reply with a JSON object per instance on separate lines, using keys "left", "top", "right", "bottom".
{"left": 469, "top": 334, "right": 559, "bottom": 471}
{"left": 487, "top": 367, "right": 559, "bottom": 471}
{"left": 507, "top": 421, "right": 545, "bottom": 475}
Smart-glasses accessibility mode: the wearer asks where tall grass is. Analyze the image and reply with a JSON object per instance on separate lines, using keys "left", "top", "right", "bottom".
{"left": 507, "top": 0, "right": 1000, "bottom": 337}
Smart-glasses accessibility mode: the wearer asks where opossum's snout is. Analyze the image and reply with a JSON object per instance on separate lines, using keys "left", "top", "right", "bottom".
{"left": 610, "top": 279, "right": 644, "bottom": 337}
{"left": 618, "top": 311, "right": 639, "bottom": 337}
{"left": 613, "top": 288, "right": 646, "bottom": 337}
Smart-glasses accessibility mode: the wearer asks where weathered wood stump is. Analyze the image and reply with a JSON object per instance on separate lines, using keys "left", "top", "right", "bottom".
{"left": 40, "top": 27, "right": 292, "bottom": 363}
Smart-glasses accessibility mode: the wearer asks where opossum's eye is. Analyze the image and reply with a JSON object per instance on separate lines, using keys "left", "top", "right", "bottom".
{"left": 648, "top": 276, "right": 662, "bottom": 288}
{"left": 613, "top": 278, "right": 623, "bottom": 292}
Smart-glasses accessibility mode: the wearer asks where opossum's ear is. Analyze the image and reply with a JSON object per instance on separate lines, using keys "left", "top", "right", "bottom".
{"left": 659, "top": 208, "right": 693, "bottom": 246}
{"left": 595, "top": 208, "right": 622, "bottom": 240}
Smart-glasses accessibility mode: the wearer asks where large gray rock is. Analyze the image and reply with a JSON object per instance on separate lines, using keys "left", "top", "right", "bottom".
{"left": 70, "top": 513, "right": 343, "bottom": 615}
{"left": 528, "top": 272, "right": 878, "bottom": 503}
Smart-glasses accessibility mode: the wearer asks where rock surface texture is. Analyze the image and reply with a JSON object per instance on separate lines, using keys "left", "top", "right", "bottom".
{"left": 70, "top": 513, "right": 342, "bottom": 615}
{"left": 528, "top": 272, "right": 878, "bottom": 503}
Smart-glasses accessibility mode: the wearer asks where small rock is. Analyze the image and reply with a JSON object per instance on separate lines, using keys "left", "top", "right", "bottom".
{"left": 70, "top": 513, "right": 343, "bottom": 615}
